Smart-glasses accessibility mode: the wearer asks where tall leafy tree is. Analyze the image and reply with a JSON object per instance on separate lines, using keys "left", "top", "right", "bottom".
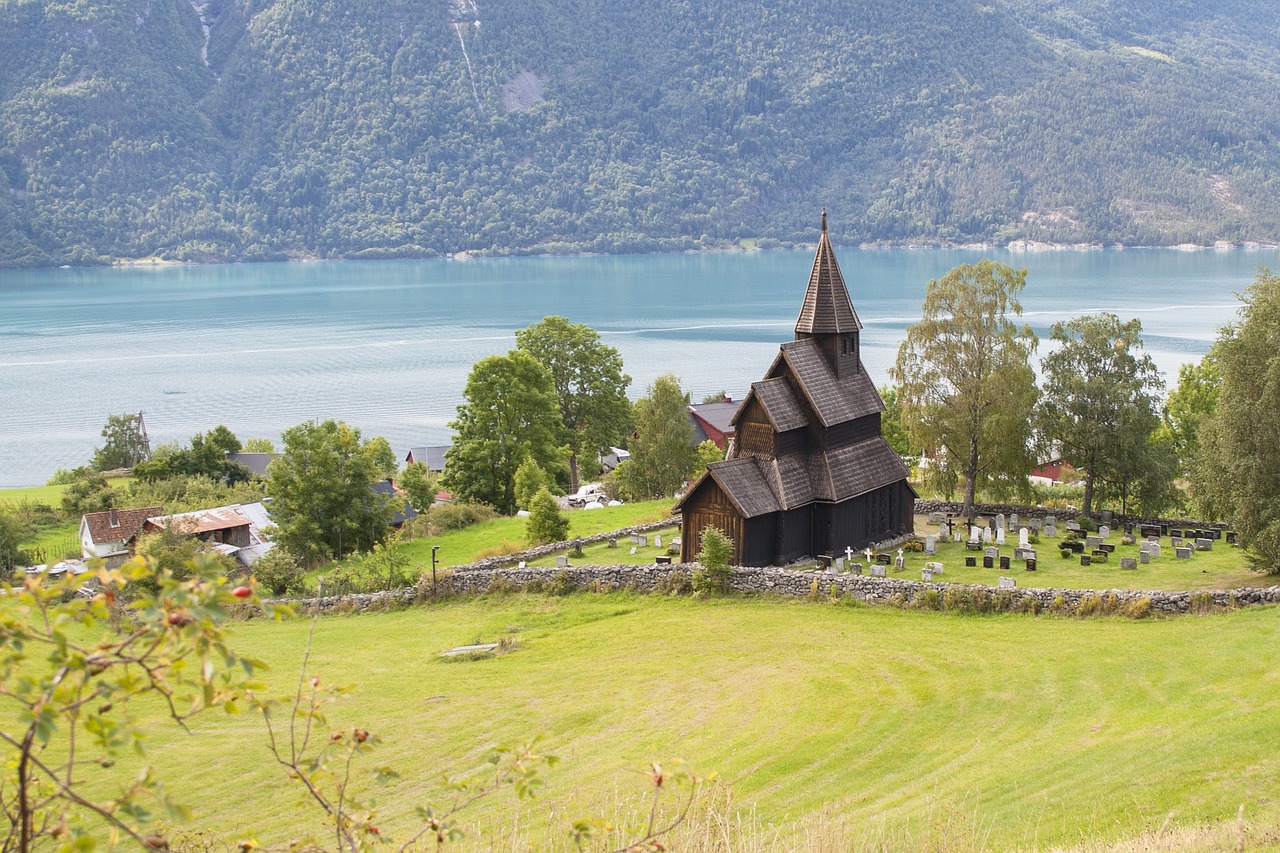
{"left": 92, "top": 413, "right": 151, "bottom": 471}
{"left": 266, "top": 420, "right": 393, "bottom": 565}
{"left": 611, "top": 374, "right": 697, "bottom": 501}
{"left": 1038, "top": 313, "right": 1166, "bottom": 514}
{"left": 890, "top": 261, "right": 1039, "bottom": 519}
{"left": 1192, "top": 268, "right": 1280, "bottom": 571}
{"left": 443, "top": 351, "right": 564, "bottom": 515}
{"left": 399, "top": 461, "right": 437, "bottom": 513}
{"left": 1157, "top": 356, "right": 1220, "bottom": 479}
{"left": 515, "top": 316, "right": 632, "bottom": 492}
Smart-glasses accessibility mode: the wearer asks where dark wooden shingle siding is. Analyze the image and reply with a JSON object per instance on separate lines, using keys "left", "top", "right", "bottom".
{"left": 706, "top": 458, "right": 781, "bottom": 518}
{"left": 793, "top": 229, "right": 862, "bottom": 335}
{"left": 819, "top": 438, "right": 911, "bottom": 502}
{"left": 776, "top": 340, "right": 885, "bottom": 427}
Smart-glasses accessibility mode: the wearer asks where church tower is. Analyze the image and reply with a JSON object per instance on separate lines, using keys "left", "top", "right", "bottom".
{"left": 792, "top": 211, "right": 862, "bottom": 379}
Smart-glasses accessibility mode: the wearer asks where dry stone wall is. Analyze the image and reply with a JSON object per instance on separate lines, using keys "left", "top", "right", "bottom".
{"left": 279, "top": 563, "right": 1280, "bottom": 617}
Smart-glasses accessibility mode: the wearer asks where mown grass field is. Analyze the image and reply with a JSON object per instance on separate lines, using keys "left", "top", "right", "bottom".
{"left": 71, "top": 593, "right": 1280, "bottom": 851}
{"left": 0, "top": 483, "right": 68, "bottom": 507}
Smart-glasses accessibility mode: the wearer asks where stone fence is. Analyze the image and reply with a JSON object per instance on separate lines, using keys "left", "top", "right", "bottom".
{"left": 278, "top": 563, "right": 1280, "bottom": 618}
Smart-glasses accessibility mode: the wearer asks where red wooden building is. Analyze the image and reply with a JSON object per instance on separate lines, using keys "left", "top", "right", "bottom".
{"left": 674, "top": 215, "right": 916, "bottom": 566}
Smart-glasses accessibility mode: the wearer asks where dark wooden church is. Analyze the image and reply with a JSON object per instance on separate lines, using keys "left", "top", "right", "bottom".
{"left": 675, "top": 215, "right": 916, "bottom": 566}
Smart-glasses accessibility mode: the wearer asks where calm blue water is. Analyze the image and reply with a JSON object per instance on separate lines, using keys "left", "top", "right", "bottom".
{"left": 0, "top": 247, "right": 1273, "bottom": 488}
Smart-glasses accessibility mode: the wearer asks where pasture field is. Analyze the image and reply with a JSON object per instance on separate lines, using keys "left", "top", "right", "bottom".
{"left": 68, "top": 593, "right": 1280, "bottom": 851}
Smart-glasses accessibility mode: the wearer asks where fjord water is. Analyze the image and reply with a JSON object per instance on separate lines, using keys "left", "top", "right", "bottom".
{"left": 0, "top": 248, "right": 1272, "bottom": 488}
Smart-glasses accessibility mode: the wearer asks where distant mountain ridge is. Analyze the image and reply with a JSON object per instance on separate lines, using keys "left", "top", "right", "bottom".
{"left": 2, "top": 0, "right": 1279, "bottom": 266}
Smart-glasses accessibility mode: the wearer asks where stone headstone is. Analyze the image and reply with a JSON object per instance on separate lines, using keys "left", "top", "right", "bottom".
{"left": 608, "top": 538, "right": 617, "bottom": 548}
{"left": 985, "top": 546, "right": 999, "bottom": 560}
{"left": 1044, "top": 518, "right": 1057, "bottom": 536}
{"left": 638, "top": 535, "right": 648, "bottom": 547}
{"left": 1015, "top": 547, "right": 1036, "bottom": 561}
{"left": 1176, "top": 546, "right": 1193, "bottom": 560}
{"left": 631, "top": 533, "right": 640, "bottom": 545}
{"left": 895, "top": 555, "right": 905, "bottom": 570}
{"left": 1227, "top": 531, "right": 1238, "bottom": 545}
{"left": 1171, "top": 536, "right": 1183, "bottom": 548}
{"left": 999, "top": 556, "right": 1011, "bottom": 570}
{"left": 1085, "top": 535, "right": 1103, "bottom": 550}
{"left": 1066, "top": 521, "right": 1082, "bottom": 532}
{"left": 1120, "top": 557, "right": 1137, "bottom": 570}
{"left": 518, "top": 561, "right": 527, "bottom": 569}
{"left": 1124, "top": 523, "right": 1134, "bottom": 535}
{"left": 834, "top": 557, "right": 846, "bottom": 572}
{"left": 921, "top": 568, "right": 934, "bottom": 582}
{"left": 926, "top": 561, "right": 943, "bottom": 574}
{"left": 1010, "top": 513, "right": 1019, "bottom": 527}
{"left": 1029, "top": 518, "right": 1043, "bottom": 532}
{"left": 998, "top": 575, "right": 1017, "bottom": 589}
{"left": 939, "top": 522, "right": 949, "bottom": 538}
{"left": 877, "top": 553, "right": 893, "bottom": 565}
{"left": 1080, "top": 554, "right": 1091, "bottom": 566}
{"left": 1196, "top": 537, "right": 1213, "bottom": 551}
{"left": 1045, "top": 515, "right": 1057, "bottom": 529}
{"left": 654, "top": 535, "right": 662, "bottom": 548}
{"left": 630, "top": 546, "right": 637, "bottom": 555}
{"left": 1141, "top": 525, "right": 1160, "bottom": 539}
{"left": 982, "top": 527, "right": 993, "bottom": 544}
{"left": 556, "top": 555, "right": 569, "bottom": 568}
{"left": 1019, "top": 527, "right": 1030, "bottom": 547}
{"left": 929, "top": 511, "right": 946, "bottom": 523}
{"left": 1098, "top": 525, "right": 1110, "bottom": 539}
{"left": 1100, "top": 543, "right": 1116, "bottom": 554}
{"left": 924, "top": 535, "right": 938, "bottom": 555}
{"left": 1139, "top": 550, "right": 1150, "bottom": 564}
{"left": 970, "top": 525, "right": 983, "bottom": 543}
{"left": 983, "top": 556, "right": 994, "bottom": 568}
{"left": 852, "top": 562, "right": 863, "bottom": 575}
{"left": 1091, "top": 549, "right": 1109, "bottom": 562}
{"left": 871, "top": 564, "right": 887, "bottom": 578}
{"left": 1170, "top": 528, "right": 1183, "bottom": 539}
{"left": 965, "top": 556, "right": 977, "bottom": 567}
{"left": 995, "top": 513, "right": 1006, "bottom": 530}
{"left": 1101, "top": 510, "right": 1113, "bottom": 525}
{"left": 672, "top": 536, "right": 681, "bottom": 547}
{"left": 1025, "top": 558, "right": 1037, "bottom": 571}
{"left": 953, "top": 529, "right": 964, "bottom": 542}
{"left": 996, "top": 527, "right": 1007, "bottom": 545}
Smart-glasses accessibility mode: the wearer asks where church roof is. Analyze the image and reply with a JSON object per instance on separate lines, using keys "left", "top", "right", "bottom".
{"left": 771, "top": 339, "right": 885, "bottom": 427}
{"left": 687, "top": 457, "right": 781, "bottom": 519}
{"left": 733, "top": 377, "right": 809, "bottom": 432}
{"left": 810, "top": 437, "right": 912, "bottom": 502}
{"left": 794, "top": 212, "right": 862, "bottom": 337}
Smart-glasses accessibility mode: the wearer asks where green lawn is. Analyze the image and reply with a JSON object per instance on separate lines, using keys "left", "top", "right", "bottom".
{"left": 67, "top": 594, "right": 1280, "bottom": 851}
{"left": 0, "top": 483, "right": 68, "bottom": 508}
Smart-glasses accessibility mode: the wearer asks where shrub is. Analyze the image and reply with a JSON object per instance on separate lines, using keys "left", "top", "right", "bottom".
{"left": 656, "top": 569, "right": 693, "bottom": 595}
{"left": 485, "top": 575, "right": 517, "bottom": 595}
{"left": 1075, "top": 515, "right": 1098, "bottom": 533}
{"left": 408, "top": 502, "right": 499, "bottom": 537}
{"left": 526, "top": 487, "right": 570, "bottom": 545}
{"left": 1078, "top": 593, "right": 1102, "bottom": 617}
{"left": 547, "top": 569, "right": 577, "bottom": 596}
{"left": 693, "top": 526, "right": 733, "bottom": 594}
{"left": 1123, "top": 596, "right": 1153, "bottom": 618}
{"left": 913, "top": 589, "right": 942, "bottom": 610}
{"left": 903, "top": 540, "right": 924, "bottom": 553}
{"left": 250, "top": 546, "right": 307, "bottom": 597}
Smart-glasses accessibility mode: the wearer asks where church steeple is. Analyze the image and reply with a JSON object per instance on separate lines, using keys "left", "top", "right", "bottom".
{"left": 794, "top": 212, "right": 862, "bottom": 377}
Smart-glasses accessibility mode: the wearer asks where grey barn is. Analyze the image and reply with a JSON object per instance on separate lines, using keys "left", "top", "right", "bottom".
{"left": 674, "top": 215, "right": 915, "bottom": 566}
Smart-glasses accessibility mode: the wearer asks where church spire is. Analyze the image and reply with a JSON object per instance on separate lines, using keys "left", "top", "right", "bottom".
{"left": 794, "top": 212, "right": 861, "bottom": 338}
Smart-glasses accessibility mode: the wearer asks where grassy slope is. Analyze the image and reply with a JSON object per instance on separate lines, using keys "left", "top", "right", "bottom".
{"left": 86, "top": 595, "right": 1280, "bottom": 850}
{"left": 0, "top": 484, "right": 67, "bottom": 507}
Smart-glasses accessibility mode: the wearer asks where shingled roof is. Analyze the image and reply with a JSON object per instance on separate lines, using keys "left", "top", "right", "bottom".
{"left": 735, "top": 377, "right": 808, "bottom": 432}
{"left": 794, "top": 211, "right": 862, "bottom": 337}
{"left": 810, "top": 437, "right": 911, "bottom": 502}
{"left": 677, "top": 457, "right": 781, "bottom": 519}
{"left": 770, "top": 339, "right": 885, "bottom": 427}
{"left": 82, "top": 506, "right": 163, "bottom": 546}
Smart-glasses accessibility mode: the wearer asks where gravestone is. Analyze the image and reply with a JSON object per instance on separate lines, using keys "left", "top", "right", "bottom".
{"left": 998, "top": 575, "right": 1017, "bottom": 589}
{"left": 1091, "top": 549, "right": 1109, "bottom": 562}
{"left": 1139, "top": 550, "right": 1150, "bottom": 564}
{"left": 876, "top": 553, "right": 892, "bottom": 565}
{"left": 1025, "top": 558, "right": 1037, "bottom": 571}
{"left": 1171, "top": 537, "right": 1183, "bottom": 548}
{"left": 929, "top": 511, "right": 946, "bottom": 524}
{"left": 1159, "top": 523, "right": 1169, "bottom": 537}
{"left": 608, "top": 538, "right": 617, "bottom": 548}
{"left": 672, "top": 536, "right": 681, "bottom": 547}
{"left": 996, "top": 527, "right": 1007, "bottom": 545}
{"left": 654, "top": 535, "right": 662, "bottom": 548}
{"left": 631, "top": 533, "right": 640, "bottom": 544}
{"left": 939, "top": 522, "right": 948, "bottom": 538}
{"left": 999, "top": 556, "right": 1011, "bottom": 570}
{"left": 965, "top": 556, "right": 977, "bottom": 567}
{"left": 954, "top": 529, "right": 964, "bottom": 542}
{"left": 1120, "top": 557, "right": 1137, "bottom": 570}
{"left": 655, "top": 555, "right": 672, "bottom": 565}
{"left": 1015, "top": 547, "right": 1036, "bottom": 561}
{"left": 1080, "top": 554, "right": 1091, "bottom": 566}
{"left": 1019, "top": 527, "right": 1030, "bottom": 547}
{"left": 1141, "top": 525, "right": 1160, "bottom": 539}
{"left": 1170, "top": 528, "right": 1183, "bottom": 539}
{"left": 871, "top": 564, "right": 887, "bottom": 578}
{"left": 834, "top": 557, "right": 846, "bottom": 572}
{"left": 1176, "top": 547, "right": 1192, "bottom": 560}
{"left": 1044, "top": 517, "right": 1057, "bottom": 536}
{"left": 852, "top": 562, "right": 863, "bottom": 575}
{"left": 985, "top": 546, "right": 999, "bottom": 560}
{"left": 1066, "top": 521, "right": 1081, "bottom": 532}
{"left": 1029, "top": 518, "right": 1042, "bottom": 532}
{"left": 1227, "top": 531, "right": 1238, "bottom": 545}
{"left": 630, "top": 546, "right": 637, "bottom": 555}
{"left": 925, "top": 535, "right": 938, "bottom": 555}
{"left": 983, "top": 556, "right": 994, "bottom": 568}
{"left": 921, "top": 568, "right": 934, "bottom": 582}
{"left": 966, "top": 540, "right": 982, "bottom": 551}
{"left": 970, "top": 525, "right": 983, "bottom": 543}
{"left": 926, "top": 561, "right": 943, "bottom": 574}
{"left": 638, "top": 535, "right": 648, "bottom": 547}
{"left": 896, "top": 549, "right": 906, "bottom": 570}
{"left": 995, "top": 513, "right": 1006, "bottom": 530}
{"left": 1085, "top": 535, "right": 1103, "bottom": 550}
{"left": 1196, "top": 537, "right": 1213, "bottom": 551}
{"left": 1100, "top": 543, "right": 1115, "bottom": 554}
{"left": 1010, "top": 513, "right": 1019, "bottom": 527}
{"left": 982, "top": 527, "right": 993, "bottom": 544}
{"left": 1124, "top": 523, "right": 1134, "bottom": 535}
{"left": 1101, "top": 510, "right": 1113, "bottom": 525}
{"left": 556, "top": 555, "right": 569, "bottom": 568}
{"left": 1098, "top": 525, "right": 1110, "bottom": 539}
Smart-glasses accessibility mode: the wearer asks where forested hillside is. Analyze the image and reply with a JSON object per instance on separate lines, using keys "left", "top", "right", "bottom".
{"left": 2, "top": 0, "right": 1279, "bottom": 266}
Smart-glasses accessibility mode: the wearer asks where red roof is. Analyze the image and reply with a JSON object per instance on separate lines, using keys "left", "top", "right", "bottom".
{"left": 82, "top": 506, "right": 163, "bottom": 545}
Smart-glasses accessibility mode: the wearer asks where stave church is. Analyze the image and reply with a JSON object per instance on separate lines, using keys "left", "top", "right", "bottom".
{"left": 675, "top": 214, "right": 916, "bottom": 566}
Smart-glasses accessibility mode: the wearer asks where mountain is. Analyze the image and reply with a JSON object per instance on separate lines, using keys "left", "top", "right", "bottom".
{"left": 2, "top": 0, "right": 1279, "bottom": 266}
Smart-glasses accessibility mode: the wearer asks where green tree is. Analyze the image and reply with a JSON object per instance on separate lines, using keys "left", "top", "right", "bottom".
{"left": 61, "top": 471, "right": 116, "bottom": 515}
{"left": 1157, "top": 356, "right": 1220, "bottom": 479}
{"left": 92, "top": 412, "right": 151, "bottom": 471}
{"left": 693, "top": 526, "right": 733, "bottom": 593}
{"left": 206, "top": 424, "right": 242, "bottom": 455}
{"left": 1192, "top": 268, "right": 1280, "bottom": 570}
{"left": 515, "top": 316, "right": 632, "bottom": 492}
{"left": 514, "top": 456, "right": 554, "bottom": 511}
{"left": 1038, "top": 313, "right": 1166, "bottom": 515}
{"left": 612, "top": 374, "right": 697, "bottom": 501}
{"left": 526, "top": 487, "right": 570, "bottom": 545}
{"left": 267, "top": 420, "right": 393, "bottom": 565}
{"left": 890, "top": 261, "right": 1039, "bottom": 519}
{"left": 694, "top": 439, "right": 725, "bottom": 473}
{"left": 878, "top": 384, "right": 918, "bottom": 463}
{"left": 244, "top": 437, "right": 276, "bottom": 453}
{"left": 361, "top": 435, "right": 398, "bottom": 482}
{"left": 443, "top": 351, "right": 565, "bottom": 515}
{"left": 0, "top": 510, "right": 32, "bottom": 571}
{"left": 399, "top": 460, "right": 437, "bottom": 513}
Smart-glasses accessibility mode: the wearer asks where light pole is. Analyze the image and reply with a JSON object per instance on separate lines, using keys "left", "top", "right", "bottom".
{"left": 431, "top": 545, "right": 440, "bottom": 597}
